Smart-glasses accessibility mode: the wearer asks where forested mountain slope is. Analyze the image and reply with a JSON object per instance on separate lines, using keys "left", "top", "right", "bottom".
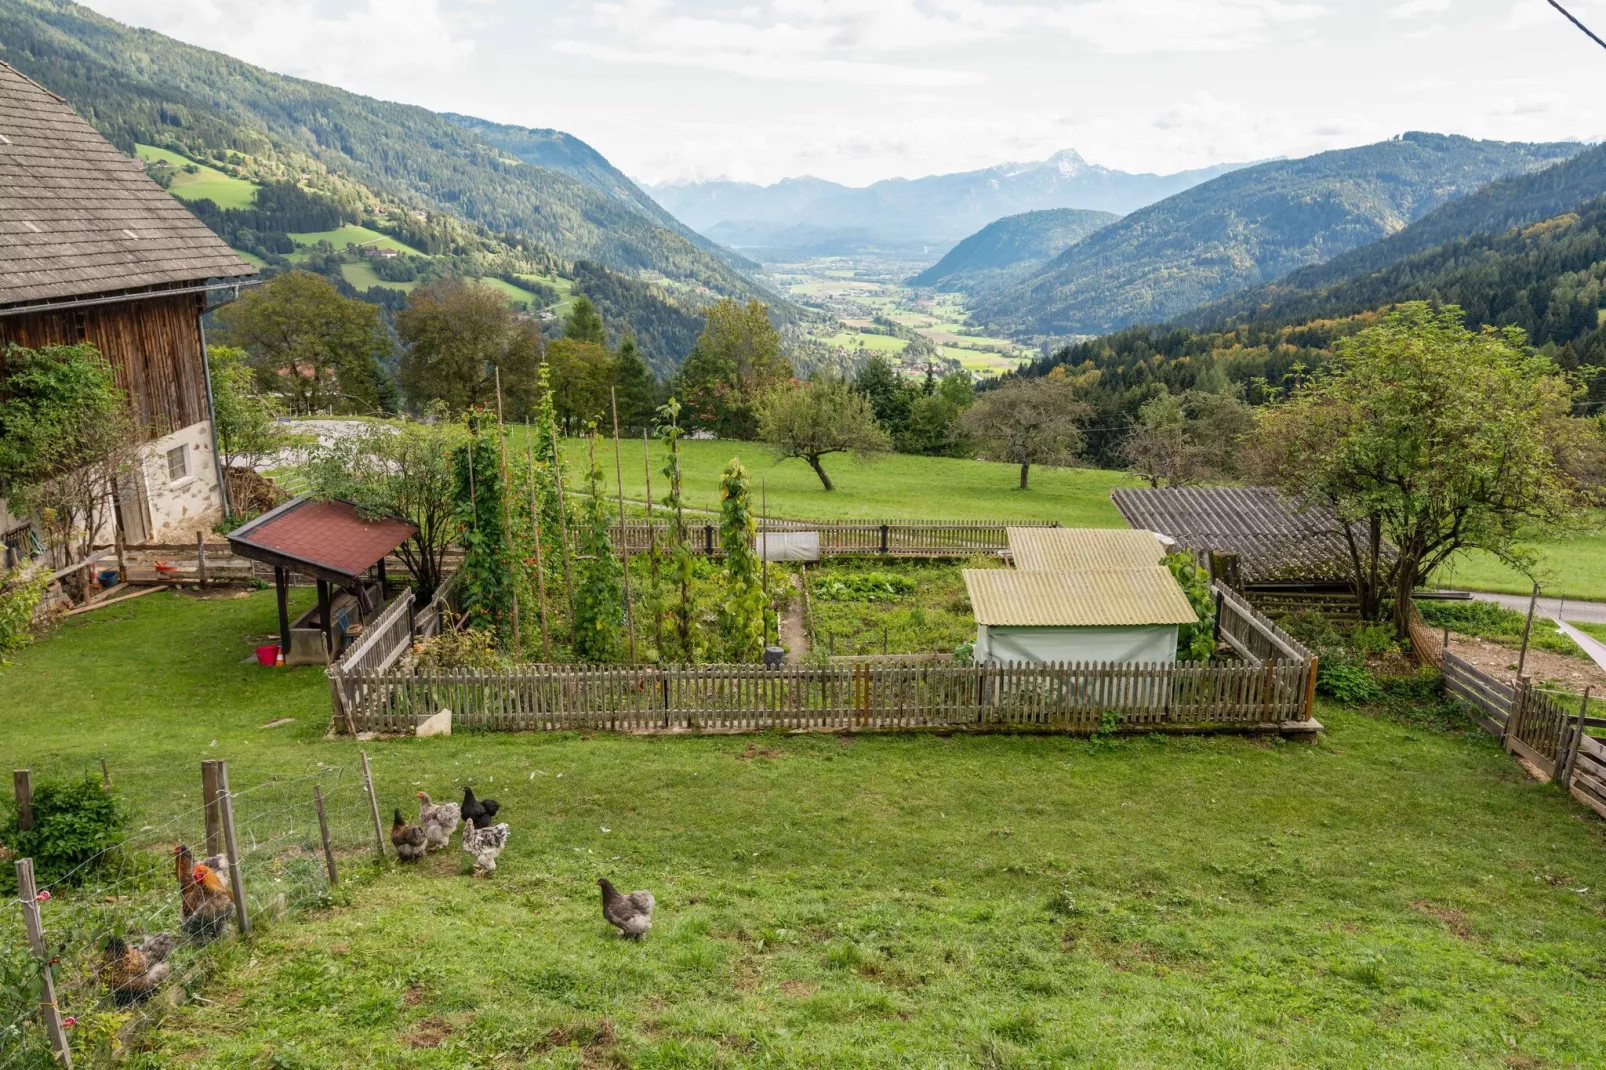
{"left": 976, "top": 133, "right": 1584, "bottom": 339}
{"left": 1189, "top": 142, "right": 1606, "bottom": 328}
{"left": 907, "top": 208, "right": 1120, "bottom": 291}
{"left": 0, "top": 0, "right": 778, "bottom": 311}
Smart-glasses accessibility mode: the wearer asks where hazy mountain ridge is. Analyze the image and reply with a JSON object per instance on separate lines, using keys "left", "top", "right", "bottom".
{"left": 649, "top": 151, "right": 1250, "bottom": 256}
{"left": 974, "top": 133, "right": 1586, "bottom": 339}
{"left": 906, "top": 208, "right": 1121, "bottom": 292}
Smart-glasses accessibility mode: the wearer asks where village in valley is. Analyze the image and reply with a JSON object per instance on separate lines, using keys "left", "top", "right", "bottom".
{"left": 1, "top": 1, "right": 1606, "bottom": 1067}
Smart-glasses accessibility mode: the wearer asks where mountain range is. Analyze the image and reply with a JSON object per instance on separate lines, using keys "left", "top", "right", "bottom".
{"left": 906, "top": 208, "right": 1119, "bottom": 292}
{"left": 972, "top": 133, "right": 1586, "bottom": 339}
{"left": 0, "top": 0, "right": 781, "bottom": 325}
{"left": 648, "top": 152, "right": 1249, "bottom": 257}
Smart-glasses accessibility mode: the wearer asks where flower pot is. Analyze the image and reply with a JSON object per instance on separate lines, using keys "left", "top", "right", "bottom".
{"left": 256, "top": 644, "right": 281, "bottom": 667}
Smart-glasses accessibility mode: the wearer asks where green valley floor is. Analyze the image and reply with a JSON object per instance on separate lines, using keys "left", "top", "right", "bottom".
{"left": 4, "top": 591, "right": 1606, "bottom": 1067}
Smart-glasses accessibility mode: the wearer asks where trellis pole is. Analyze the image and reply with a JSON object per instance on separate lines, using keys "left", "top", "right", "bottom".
{"left": 524, "top": 422, "right": 552, "bottom": 661}
{"left": 611, "top": 387, "right": 637, "bottom": 661}
{"left": 550, "top": 423, "right": 578, "bottom": 644}
{"left": 494, "top": 368, "right": 520, "bottom": 650}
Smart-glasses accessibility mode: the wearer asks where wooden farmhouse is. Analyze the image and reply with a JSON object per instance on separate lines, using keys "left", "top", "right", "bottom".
{"left": 0, "top": 60, "right": 255, "bottom": 559}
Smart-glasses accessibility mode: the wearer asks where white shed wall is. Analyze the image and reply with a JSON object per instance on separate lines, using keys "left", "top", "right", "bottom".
{"left": 977, "top": 624, "right": 1179, "bottom": 665}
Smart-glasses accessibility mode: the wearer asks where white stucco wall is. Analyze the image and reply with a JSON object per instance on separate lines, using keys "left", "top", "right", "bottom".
{"left": 138, "top": 420, "right": 223, "bottom": 543}
{"left": 976, "top": 624, "right": 1180, "bottom": 665}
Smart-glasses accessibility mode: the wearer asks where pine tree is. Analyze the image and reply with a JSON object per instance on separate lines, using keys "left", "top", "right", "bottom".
{"left": 563, "top": 295, "right": 607, "bottom": 346}
{"left": 573, "top": 424, "right": 624, "bottom": 662}
{"left": 717, "top": 458, "right": 766, "bottom": 662}
{"left": 615, "top": 335, "right": 658, "bottom": 431}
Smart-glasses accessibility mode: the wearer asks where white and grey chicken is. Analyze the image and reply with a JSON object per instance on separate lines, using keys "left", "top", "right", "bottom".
{"left": 598, "top": 878, "right": 655, "bottom": 941}
{"left": 415, "top": 791, "right": 461, "bottom": 852}
{"left": 462, "top": 821, "right": 509, "bottom": 876}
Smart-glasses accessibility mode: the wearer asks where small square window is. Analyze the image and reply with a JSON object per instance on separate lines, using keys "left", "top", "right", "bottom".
{"left": 166, "top": 445, "right": 189, "bottom": 483}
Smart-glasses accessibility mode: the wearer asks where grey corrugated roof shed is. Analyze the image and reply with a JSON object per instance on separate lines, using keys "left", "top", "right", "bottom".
{"left": 964, "top": 568, "right": 1198, "bottom": 628}
{"left": 0, "top": 61, "right": 254, "bottom": 308}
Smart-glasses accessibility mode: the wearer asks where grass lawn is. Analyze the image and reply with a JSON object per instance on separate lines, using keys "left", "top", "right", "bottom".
{"left": 825, "top": 331, "right": 908, "bottom": 355}
{"left": 135, "top": 145, "right": 260, "bottom": 210}
{"left": 340, "top": 261, "right": 416, "bottom": 293}
{"left": 471, "top": 276, "right": 542, "bottom": 304}
{"left": 287, "top": 225, "right": 421, "bottom": 258}
{"left": 539, "top": 435, "right": 1136, "bottom": 524}
{"left": 1573, "top": 621, "right": 1606, "bottom": 643}
{"left": 1433, "top": 516, "right": 1606, "bottom": 602}
{"left": 3, "top": 594, "right": 1606, "bottom": 1066}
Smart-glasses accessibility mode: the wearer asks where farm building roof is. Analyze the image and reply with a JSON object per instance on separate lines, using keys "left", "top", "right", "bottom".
{"left": 0, "top": 61, "right": 254, "bottom": 309}
{"left": 963, "top": 568, "right": 1198, "bottom": 628}
{"left": 1008, "top": 527, "right": 1167, "bottom": 572}
{"left": 226, "top": 498, "right": 416, "bottom": 584}
{"left": 1109, "top": 486, "right": 1357, "bottom": 583}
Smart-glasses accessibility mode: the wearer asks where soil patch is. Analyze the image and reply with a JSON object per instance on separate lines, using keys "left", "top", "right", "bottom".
{"left": 1447, "top": 634, "right": 1606, "bottom": 692}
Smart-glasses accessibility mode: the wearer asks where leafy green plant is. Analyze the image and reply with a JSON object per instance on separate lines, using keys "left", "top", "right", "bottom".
{"left": 1164, "top": 552, "right": 1216, "bottom": 661}
{"left": 654, "top": 399, "right": 700, "bottom": 663}
{"left": 0, "top": 775, "right": 125, "bottom": 893}
{"left": 813, "top": 573, "right": 917, "bottom": 602}
{"left": 716, "top": 458, "right": 766, "bottom": 662}
{"left": 1319, "top": 662, "right": 1383, "bottom": 704}
{"left": 0, "top": 567, "right": 47, "bottom": 665}
{"left": 413, "top": 615, "right": 501, "bottom": 672}
{"left": 451, "top": 416, "right": 514, "bottom": 642}
{"left": 573, "top": 426, "right": 624, "bottom": 663}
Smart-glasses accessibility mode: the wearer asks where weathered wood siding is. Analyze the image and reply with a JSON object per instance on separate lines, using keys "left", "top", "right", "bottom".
{"left": 0, "top": 291, "right": 209, "bottom": 440}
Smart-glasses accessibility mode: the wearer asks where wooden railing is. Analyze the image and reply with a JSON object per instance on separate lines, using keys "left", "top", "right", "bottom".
{"left": 338, "top": 658, "right": 1317, "bottom": 736}
{"left": 1214, "top": 582, "right": 1315, "bottom": 664}
{"left": 328, "top": 592, "right": 416, "bottom": 731}
{"left": 608, "top": 519, "right": 1058, "bottom": 557}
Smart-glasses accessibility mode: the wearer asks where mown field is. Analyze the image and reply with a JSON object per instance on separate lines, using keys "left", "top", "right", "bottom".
{"left": 135, "top": 145, "right": 259, "bottom": 210}
{"left": 4, "top": 591, "right": 1606, "bottom": 1067}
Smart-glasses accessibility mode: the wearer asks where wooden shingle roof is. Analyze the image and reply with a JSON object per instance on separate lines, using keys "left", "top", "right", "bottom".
{"left": 0, "top": 61, "right": 254, "bottom": 309}
{"left": 1110, "top": 486, "right": 1358, "bottom": 583}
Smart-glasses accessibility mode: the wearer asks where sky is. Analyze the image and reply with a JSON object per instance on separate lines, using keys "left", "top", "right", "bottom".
{"left": 80, "top": 0, "right": 1606, "bottom": 188}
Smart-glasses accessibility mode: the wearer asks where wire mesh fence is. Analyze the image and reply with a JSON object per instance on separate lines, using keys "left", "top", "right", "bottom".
{"left": 1, "top": 761, "right": 385, "bottom": 1068}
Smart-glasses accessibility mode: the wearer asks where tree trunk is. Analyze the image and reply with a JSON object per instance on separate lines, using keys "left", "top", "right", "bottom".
{"left": 806, "top": 454, "right": 835, "bottom": 491}
{"left": 1391, "top": 562, "right": 1418, "bottom": 640}
{"left": 1019, "top": 463, "right": 1030, "bottom": 490}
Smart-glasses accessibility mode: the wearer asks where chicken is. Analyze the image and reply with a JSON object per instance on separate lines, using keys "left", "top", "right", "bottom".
{"left": 415, "top": 791, "right": 461, "bottom": 851}
{"left": 391, "top": 808, "right": 427, "bottom": 861}
{"left": 173, "top": 844, "right": 233, "bottom": 945}
{"left": 461, "top": 821, "right": 509, "bottom": 877}
{"left": 597, "top": 878, "right": 655, "bottom": 941}
{"left": 461, "top": 786, "right": 500, "bottom": 830}
{"left": 99, "top": 932, "right": 178, "bottom": 1006}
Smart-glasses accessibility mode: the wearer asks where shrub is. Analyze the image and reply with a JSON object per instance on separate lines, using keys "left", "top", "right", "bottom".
{"left": 413, "top": 617, "right": 501, "bottom": 672}
{"left": 1164, "top": 552, "right": 1215, "bottom": 661}
{"left": 0, "top": 774, "right": 125, "bottom": 892}
{"left": 0, "top": 566, "right": 48, "bottom": 664}
{"left": 1319, "top": 662, "right": 1383, "bottom": 704}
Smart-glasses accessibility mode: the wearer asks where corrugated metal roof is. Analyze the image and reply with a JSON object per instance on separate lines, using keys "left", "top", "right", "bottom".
{"left": 1008, "top": 527, "right": 1166, "bottom": 572}
{"left": 1110, "top": 486, "right": 1364, "bottom": 583}
{"left": 964, "top": 568, "right": 1198, "bottom": 627}
{"left": 0, "top": 61, "right": 255, "bottom": 308}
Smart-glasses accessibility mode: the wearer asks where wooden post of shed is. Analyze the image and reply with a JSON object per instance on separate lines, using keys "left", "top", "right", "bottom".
{"left": 275, "top": 566, "right": 292, "bottom": 659}
{"left": 13, "top": 769, "right": 33, "bottom": 832}
{"left": 201, "top": 759, "right": 223, "bottom": 858}
{"left": 317, "top": 580, "right": 333, "bottom": 662}
{"left": 14, "top": 858, "right": 72, "bottom": 1067}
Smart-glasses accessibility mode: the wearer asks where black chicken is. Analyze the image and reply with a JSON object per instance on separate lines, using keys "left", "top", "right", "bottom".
{"left": 461, "top": 786, "right": 500, "bottom": 830}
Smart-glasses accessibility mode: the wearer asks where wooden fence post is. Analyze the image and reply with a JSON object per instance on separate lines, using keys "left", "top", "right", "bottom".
{"left": 98, "top": 759, "right": 110, "bottom": 789}
{"left": 313, "top": 785, "right": 338, "bottom": 887}
{"left": 1504, "top": 677, "right": 1529, "bottom": 751}
{"left": 14, "top": 858, "right": 73, "bottom": 1067}
{"left": 201, "top": 759, "right": 223, "bottom": 858}
{"left": 214, "top": 760, "right": 250, "bottom": 936}
{"left": 13, "top": 769, "right": 32, "bottom": 832}
{"left": 1563, "top": 687, "right": 1592, "bottom": 788}
{"left": 360, "top": 751, "right": 385, "bottom": 859}
{"left": 196, "top": 531, "right": 208, "bottom": 590}
{"left": 879, "top": 524, "right": 890, "bottom": 555}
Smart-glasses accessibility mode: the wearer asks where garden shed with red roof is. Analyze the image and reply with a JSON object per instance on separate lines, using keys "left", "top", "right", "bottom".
{"left": 227, "top": 497, "right": 416, "bottom": 664}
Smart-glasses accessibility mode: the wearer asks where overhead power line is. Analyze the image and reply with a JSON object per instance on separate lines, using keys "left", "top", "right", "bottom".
{"left": 1547, "top": 0, "right": 1606, "bottom": 52}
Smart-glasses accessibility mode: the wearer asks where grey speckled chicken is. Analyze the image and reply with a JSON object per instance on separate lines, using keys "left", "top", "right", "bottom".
{"left": 100, "top": 932, "right": 177, "bottom": 1006}
{"left": 462, "top": 821, "right": 509, "bottom": 876}
{"left": 598, "top": 878, "right": 655, "bottom": 940}
{"left": 415, "top": 791, "right": 460, "bottom": 851}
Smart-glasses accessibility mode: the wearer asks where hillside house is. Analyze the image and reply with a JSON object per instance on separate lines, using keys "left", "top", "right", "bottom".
{"left": 0, "top": 61, "right": 256, "bottom": 557}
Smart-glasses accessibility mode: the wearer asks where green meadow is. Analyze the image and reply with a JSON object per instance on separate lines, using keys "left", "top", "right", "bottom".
{"left": 135, "top": 144, "right": 260, "bottom": 210}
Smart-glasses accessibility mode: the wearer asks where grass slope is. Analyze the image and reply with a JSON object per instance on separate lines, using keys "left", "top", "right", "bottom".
{"left": 1434, "top": 519, "right": 1606, "bottom": 602}
{"left": 134, "top": 144, "right": 259, "bottom": 210}
{"left": 2, "top": 594, "right": 1605, "bottom": 1067}
{"left": 546, "top": 436, "right": 1136, "bottom": 524}
{"left": 286, "top": 224, "right": 422, "bottom": 258}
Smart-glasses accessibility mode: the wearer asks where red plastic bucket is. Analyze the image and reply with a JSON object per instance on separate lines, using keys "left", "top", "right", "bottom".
{"left": 255, "top": 644, "right": 280, "bottom": 667}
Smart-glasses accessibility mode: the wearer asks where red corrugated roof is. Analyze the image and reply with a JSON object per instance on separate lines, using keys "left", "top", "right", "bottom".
{"left": 229, "top": 498, "right": 416, "bottom": 579}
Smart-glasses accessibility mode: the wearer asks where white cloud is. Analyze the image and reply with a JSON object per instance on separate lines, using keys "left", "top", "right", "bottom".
{"left": 1387, "top": 0, "right": 1449, "bottom": 19}
{"left": 84, "top": 0, "right": 475, "bottom": 88}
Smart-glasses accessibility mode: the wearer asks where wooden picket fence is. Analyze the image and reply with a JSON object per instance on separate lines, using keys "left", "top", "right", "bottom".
{"left": 1439, "top": 648, "right": 1606, "bottom": 819}
{"left": 337, "top": 658, "right": 1317, "bottom": 736}
{"left": 609, "top": 519, "right": 1057, "bottom": 557}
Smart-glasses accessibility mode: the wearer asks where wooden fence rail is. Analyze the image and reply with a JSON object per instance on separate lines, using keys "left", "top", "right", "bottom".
{"left": 608, "top": 519, "right": 1058, "bottom": 557}
{"left": 1215, "top": 582, "right": 1316, "bottom": 664}
{"left": 337, "top": 658, "right": 1317, "bottom": 736}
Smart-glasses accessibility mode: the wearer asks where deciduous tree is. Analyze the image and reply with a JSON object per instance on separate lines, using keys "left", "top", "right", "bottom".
{"left": 757, "top": 378, "right": 890, "bottom": 491}
{"left": 675, "top": 299, "right": 792, "bottom": 439}
{"left": 959, "top": 375, "right": 1090, "bottom": 489}
{"left": 1252, "top": 302, "right": 1596, "bottom": 634}
{"left": 1121, "top": 390, "right": 1253, "bottom": 488}
{"left": 207, "top": 344, "right": 284, "bottom": 470}
{"left": 398, "top": 280, "right": 542, "bottom": 415}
